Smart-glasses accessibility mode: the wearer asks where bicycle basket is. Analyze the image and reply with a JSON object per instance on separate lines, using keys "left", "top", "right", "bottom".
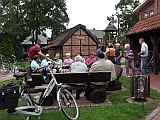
{"left": 0, "top": 83, "right": 19, "bottom": 110}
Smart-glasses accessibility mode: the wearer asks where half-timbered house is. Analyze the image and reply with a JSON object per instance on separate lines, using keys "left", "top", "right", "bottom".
{"left": 45, "top": 24, "right": 99, "bottom": 59}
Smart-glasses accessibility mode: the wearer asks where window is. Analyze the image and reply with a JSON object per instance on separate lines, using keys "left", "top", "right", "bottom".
{"left": 150, "top": 11, "right": 154, "bottom": 17}
{"left": 144, "top": 10, "right": 154, "bottom": 19}
{"left": 144, "top": 12, "right": 149, "bottom": 19}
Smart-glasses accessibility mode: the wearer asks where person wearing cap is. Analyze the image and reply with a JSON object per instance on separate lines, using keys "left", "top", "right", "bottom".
{"left": 90, "top": 48, "right": 116, "bottom": 81}
{"left": 28, "top": 44, "right": 52, "bottom": 78}
{"left": 28, "top": 44, "right": 48, "bottom": 60}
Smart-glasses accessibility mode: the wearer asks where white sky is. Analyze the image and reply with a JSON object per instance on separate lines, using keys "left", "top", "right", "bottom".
{"left": 66, "top": 0, "right": 119, "bottom": 30}
{"left": 66, "top": 0, "right": 144, "bottom": 30}
{"left": 46, "top": 0, "right": 144, "bottom": 37}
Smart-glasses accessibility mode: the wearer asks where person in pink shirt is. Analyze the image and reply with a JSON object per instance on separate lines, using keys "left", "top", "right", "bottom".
{"left": 63, "top": 53, "right": 73, "bottom": 69}
{"left": 85, "top": 53, "right": 96, "bottom": 68}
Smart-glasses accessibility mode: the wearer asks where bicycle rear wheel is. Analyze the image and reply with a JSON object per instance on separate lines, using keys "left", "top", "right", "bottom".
{"left": 57, "top": 88, "right": 79, "bottom": 120}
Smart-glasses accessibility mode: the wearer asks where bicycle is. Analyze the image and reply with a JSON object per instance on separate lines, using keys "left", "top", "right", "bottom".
{"left": 7, "top": 60, "right": 79, "bottom": 120}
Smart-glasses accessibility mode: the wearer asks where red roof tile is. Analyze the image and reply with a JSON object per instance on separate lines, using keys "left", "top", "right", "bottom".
{"left": 128, "top": 15, "right": 160, "bottom": 35}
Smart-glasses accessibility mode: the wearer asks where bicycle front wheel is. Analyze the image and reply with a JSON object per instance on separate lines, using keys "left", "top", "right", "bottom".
{"left": 57, "top": 88, "right": 79, "bottom": 120}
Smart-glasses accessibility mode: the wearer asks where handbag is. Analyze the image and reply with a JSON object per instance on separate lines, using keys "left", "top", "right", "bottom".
{"left": 0, "top": 83, "right": 19, "bottom": 109}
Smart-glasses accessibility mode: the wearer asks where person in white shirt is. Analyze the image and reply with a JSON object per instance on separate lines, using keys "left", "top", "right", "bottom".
{"left": 53, "top": 53, "right": 63, "bottom": 73}
{"left": 70, "top": 55, "right": 88, "bottom": 73}
{"left": 31, "top": 58, "right": 40, "bottom": 72}
{"left": 70, "top": 55, "right": 88, "bottom": 99}
{"left": 41, "top": 54, "right": 50, "bottom": 69}
{"left": 138, "top": 37, "right": 149, "bottom": 74}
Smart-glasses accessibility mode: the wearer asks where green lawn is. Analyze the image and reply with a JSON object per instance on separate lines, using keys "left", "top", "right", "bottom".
{"left": 0, "top": 77, "right": 160, "bottom": 120}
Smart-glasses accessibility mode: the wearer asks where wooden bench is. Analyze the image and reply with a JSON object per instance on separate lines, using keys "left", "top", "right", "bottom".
{"left": 29, "top": 65, "right": 123, "bottom": 103}
{"left": 29, "top": 66, "right": 123, "bottom": 90}
{"left": 29, "top": 72, "right": 111, "bottom": 103}
{"left": 53, "top": 72, "right": 111, "bottom": 83}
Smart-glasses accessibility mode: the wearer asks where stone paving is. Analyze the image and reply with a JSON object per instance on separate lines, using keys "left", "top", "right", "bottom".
{"left": 145, "top": 74, "right": 160, "bottom": 120}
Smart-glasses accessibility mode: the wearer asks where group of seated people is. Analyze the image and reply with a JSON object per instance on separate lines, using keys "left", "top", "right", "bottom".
{"left": 28, "top": 44, "right": 116, "bottom": 82}
{"left": 62, "top": 50, "right": 116, "bottom": 81}
{"left": 28, "top": 44, "right": 117, "bottom": 99}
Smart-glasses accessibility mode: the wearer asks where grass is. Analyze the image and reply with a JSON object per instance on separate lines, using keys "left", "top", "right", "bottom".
{"left": 0, "top": 77, "right": 160, "bottom": 120}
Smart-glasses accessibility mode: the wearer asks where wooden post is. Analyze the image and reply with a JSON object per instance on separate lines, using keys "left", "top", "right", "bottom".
{"left": 150, "top": 33, "right": 159, "bottom": 74}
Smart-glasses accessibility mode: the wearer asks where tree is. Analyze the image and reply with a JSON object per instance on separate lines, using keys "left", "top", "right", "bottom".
{"left": 0, "top": 0, "right": 28, "bottom": 58}
{"left": 0, "top": 0, "right": 69, "bottom": 40}
{"left": 0, "top": 34, "right": 15, "bottom": 59}
{"left": 0, "top": 0, "right": 69, "bottom": 58}
{"left": 46, "top": 0, "right": 69, "bottom": 39}
{"left": 22, "top": 0, "right": 69, "bottom": 40}
{"left": 115, "top": 0, "right": 140, "bottom": 41}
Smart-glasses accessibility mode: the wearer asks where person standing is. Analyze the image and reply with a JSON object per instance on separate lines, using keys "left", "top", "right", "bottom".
{"left": 138, "top": 38, "right": 148, "bottom": 74}
{"left": 124, "top": 44, "right": 134, "bottom": 76}
{"left": 115, "top": 43, "right": 121, "bottom": 65}
{"left": 106, "top": 44, "right": 116, "bottom": 63}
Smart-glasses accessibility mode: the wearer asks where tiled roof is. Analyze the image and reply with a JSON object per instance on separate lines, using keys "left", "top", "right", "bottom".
{"left": 128, "top": 15, "right": 160, "bottom": 35}
{"left": 44, "top": 24, "right": 99, "bottom": 49}
{"left": 134, "top": 0, "right": 153, "bottom": 13}
{"left": 104, "top": 23, "right": 117, "bottom": 32}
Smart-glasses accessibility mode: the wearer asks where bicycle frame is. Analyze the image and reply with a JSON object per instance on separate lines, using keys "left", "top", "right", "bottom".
{"left": 40, "top": 64, "right": 62, "bottom": 104}
{"left": 13, "top": 62, "right": 62, "bottom": 117}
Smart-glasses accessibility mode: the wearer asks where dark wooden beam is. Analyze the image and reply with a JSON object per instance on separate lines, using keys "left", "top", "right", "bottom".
{"left": 150, "top": 32, "right": 159, "bottom": 74}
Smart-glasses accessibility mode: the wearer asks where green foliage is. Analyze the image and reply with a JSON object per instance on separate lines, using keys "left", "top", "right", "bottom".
{"left": 0, "top": 35, "right": 15, "bottom": 58}
{"left": 115, "top": 0, "right": 140, "bottom": 39}
{"left": 0, "top": 0, "right": 69, "bottom": 40}
{"left": 0, "top": 0, "right": 69, "bottom": 58}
